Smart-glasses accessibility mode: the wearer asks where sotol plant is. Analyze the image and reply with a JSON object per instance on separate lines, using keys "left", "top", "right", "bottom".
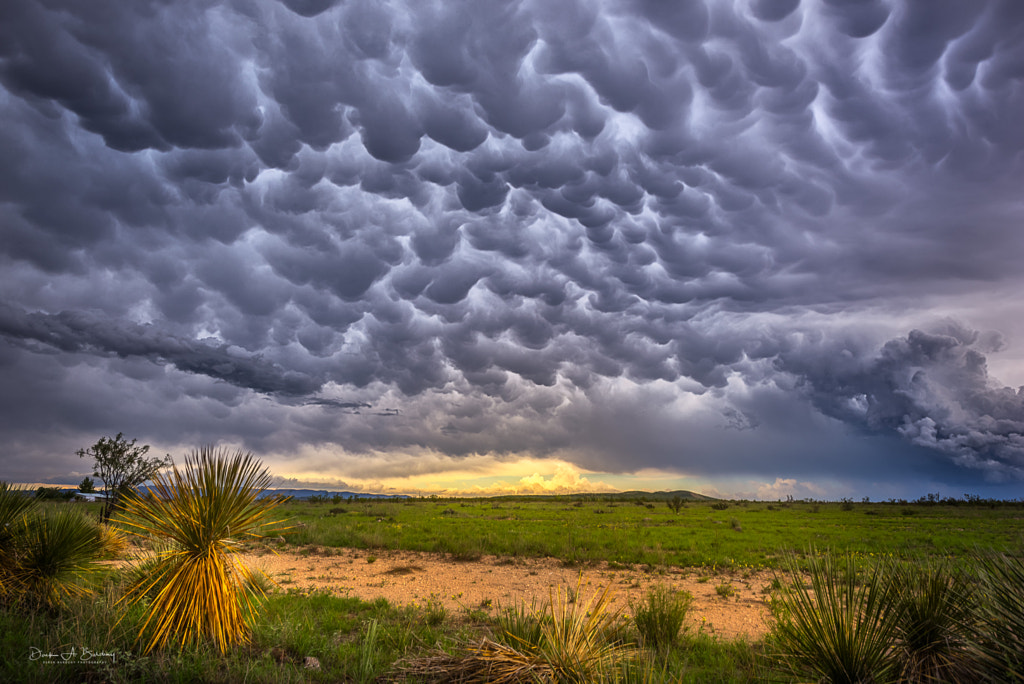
{"left": 968, "top": 551, "right": 1024, "bottom": 682}
{"left": 888, "top": 559, "right": 976, "bottom": 683}
{"left": 0, "top": 482, "right": 107, "bottom": 610}
{"left": 0, "top": 483, "right": 38, "bottom": 599}
{"left": 769, "top": 551, "right": 901, "bottom": 684}
{"left": 115, "top": 447, "right": 289, "bottom": 653}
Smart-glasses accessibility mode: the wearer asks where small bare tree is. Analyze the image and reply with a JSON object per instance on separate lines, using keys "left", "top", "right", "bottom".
{"left": 76, "top": 433, "right": 170, "bottom": 521}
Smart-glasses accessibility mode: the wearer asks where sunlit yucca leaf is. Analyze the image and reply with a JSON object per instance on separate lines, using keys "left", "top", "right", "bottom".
{"left": 97, "top": 523, "right": 130, "bottom": 558}
{"left": 11, "top": 508, "right": 106, "bottom": 610}
{"left": 769, "top": 551, "right": 901, "bottom": 684}
{"left": 115, "top": 446, "right": 289, "bottom": 653}
{"left": 534, "top": 578, "right": 634, "bottom": 684}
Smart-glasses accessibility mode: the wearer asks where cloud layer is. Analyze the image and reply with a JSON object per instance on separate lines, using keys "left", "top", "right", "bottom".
{"left": 2, "top": 0, "right": 1023, "bottom": 495}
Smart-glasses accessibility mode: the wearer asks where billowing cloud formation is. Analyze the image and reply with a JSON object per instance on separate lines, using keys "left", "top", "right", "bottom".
{"left": 1, "top": 0, "right": 1023, "bottom": 496}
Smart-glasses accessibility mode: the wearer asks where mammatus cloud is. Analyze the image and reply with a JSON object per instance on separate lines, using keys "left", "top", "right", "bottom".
{"left": 1, "top": 0, "right": 1023, "bottom": 496}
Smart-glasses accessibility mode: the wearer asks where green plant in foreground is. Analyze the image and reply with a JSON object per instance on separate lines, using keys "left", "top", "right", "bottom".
{"left": 888, "top": 559, "right": 976, "bottom": 683}
{"left": 401, "top": 580, "right": 633, "bottom": 683}
{"left": 969, "top": 551, "right": 1024, "bottom": 682}
{"left": 769, "top": 551, "right": 900, "bottom": 684}
{"left": 9, "top": 507, "right": 107, "bottom": 610}
{"left": 0, "top": 482, "right": 39, "bottom": 599}
{"left": 115, "top": 447, "right": 289, "bottom": 653}
{"left": 1, "top": 482, "right": 108, "bottom": 611}
{"left": 631, "top": 583, "right": 693, "bottom": 652}
{"left": 526, "top": 579, "right": 633, "bottom": 683}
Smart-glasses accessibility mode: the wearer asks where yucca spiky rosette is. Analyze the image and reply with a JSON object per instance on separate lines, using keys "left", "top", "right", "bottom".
{"left": 114, "top": 447, "right": 290, "bottom": 654}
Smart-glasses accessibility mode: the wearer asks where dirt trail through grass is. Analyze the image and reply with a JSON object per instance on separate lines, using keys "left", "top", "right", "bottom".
{"left": 246, "top": 547, "right": 773, "bottom": 640}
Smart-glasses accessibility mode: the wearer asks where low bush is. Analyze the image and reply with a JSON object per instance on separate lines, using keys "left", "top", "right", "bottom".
{"left": 631, "top": 583, "right": 693, "bottom": 652}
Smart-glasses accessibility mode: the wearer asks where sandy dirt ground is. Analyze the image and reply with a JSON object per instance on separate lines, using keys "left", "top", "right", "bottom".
{"left": 243, "top": 547, "right": 775, "bottom": 641}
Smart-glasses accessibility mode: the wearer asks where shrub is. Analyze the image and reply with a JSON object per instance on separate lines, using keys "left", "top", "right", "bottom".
{"left": 115, "top": 447, "right": 290, "bottom": 653}
{"left": 631, "top": 583, "right": 693, "bottom": 652}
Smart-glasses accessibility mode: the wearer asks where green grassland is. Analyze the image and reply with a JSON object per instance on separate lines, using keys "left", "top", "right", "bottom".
{"left": 272, "top": 495, "right": 1024, "bottom": 569}
{"left": 3, "top": 494, "right": 1022, "bottom": 683}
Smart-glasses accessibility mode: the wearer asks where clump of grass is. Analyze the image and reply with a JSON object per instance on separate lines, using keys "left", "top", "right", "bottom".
{"left": 769, "top": 551, "right": 900, "bottom": 684}
{"left": 631, "top": 583, "right": 693, "bottom": 652}
{"left": 715, "top": 582, "right": 735, "bottom": 598}
{"left": 115, "top": 447, "right": 290, "bottom": 653}
{"left": 424, "top": 594, "right": 447, "bottom": 626}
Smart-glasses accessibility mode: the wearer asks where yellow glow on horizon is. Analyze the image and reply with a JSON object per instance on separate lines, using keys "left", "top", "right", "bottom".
{"left": 276, "top": 457, "right": 629, "bottom": 496}
{"left": 272, "top": 454, "right": 708, "bottom": 497}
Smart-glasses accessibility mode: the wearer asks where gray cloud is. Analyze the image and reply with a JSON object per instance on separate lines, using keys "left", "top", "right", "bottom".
{"left": 1, "top": 0, "right": 1023, "bottom": 496}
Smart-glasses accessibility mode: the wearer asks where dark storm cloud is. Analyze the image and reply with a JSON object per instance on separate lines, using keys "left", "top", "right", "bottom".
{"left": 2, "top": 0, "right": 1023, "bottom": 492}
{"left": 0, "top": 303, "right": 321, "bottom": 396}
{"left": 777, "top": 325, "right": 1024, "bottom": 481}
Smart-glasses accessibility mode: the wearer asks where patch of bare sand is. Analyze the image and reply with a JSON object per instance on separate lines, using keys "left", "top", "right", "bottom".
{"left": 244, "top": 547, "right": 774, "bottom": 641}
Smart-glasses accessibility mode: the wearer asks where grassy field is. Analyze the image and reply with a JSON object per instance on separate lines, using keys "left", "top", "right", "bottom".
{"left": 2, "top": 493, "right": 1022, "bottom": 682}
{"left": 273, "top": 494, "right": 1024, "bottom": 570}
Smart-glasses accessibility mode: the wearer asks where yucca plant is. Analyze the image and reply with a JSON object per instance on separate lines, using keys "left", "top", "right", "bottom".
{"left": 967, "top": 551, "right": 1024, "bottom": 682}
{"left": 531, "top": 579, "right": 634, "bottom": 683}
{"left": 887, "top": 559, "right": 976, "bottom": 683}
{"left": 114, "top": 447, "right": 289, "bottom": 654}
{"left": 399, "top": 581, "right": 632, "bottom": 683}
{"left": 7, "top": 507, "right": 107, "bottom": 610}
{"left": 769, "top": 551, "right": 901, "bottom": 684}
{"left": 0, "top": 482, "right": 38, "bottom": 599}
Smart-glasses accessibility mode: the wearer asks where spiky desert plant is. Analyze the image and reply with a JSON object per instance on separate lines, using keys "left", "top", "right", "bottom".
{"left": 397, "top": 638, "right": 557, "bottom": 683}
{"left": 115, "top": 447, "right": 289, "bottom": 653}
{"left": 967, "top": 551, "right": 1024, "bottom": 682}
{"left": 0, "top": 482, "right": 38, "bottom": 599}
{"left": 532, "top": 579, "right": 634, "bottom": 683}
{"left": 769, "top": 551, "right": 901, "bottom": 684}
{"left": 10, "top": 507, "right": 107, "bottom": 610}
{"left": 887, "top": 559, "right": 976, "bottom": 683}
{"left": 631, "top": 582, "right": 693, "bottom": 652}
{"left": 97, "top": 523, "right": 130, "bottom": 558}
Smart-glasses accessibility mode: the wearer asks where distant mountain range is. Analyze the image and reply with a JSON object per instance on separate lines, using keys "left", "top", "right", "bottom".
{"left": 255, "top": 489, "right": 409, "bottom": 500}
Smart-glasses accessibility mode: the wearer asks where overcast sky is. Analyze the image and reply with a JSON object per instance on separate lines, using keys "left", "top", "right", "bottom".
{"left": 2, "top": 0, "right": 1023, "bottom": 500}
